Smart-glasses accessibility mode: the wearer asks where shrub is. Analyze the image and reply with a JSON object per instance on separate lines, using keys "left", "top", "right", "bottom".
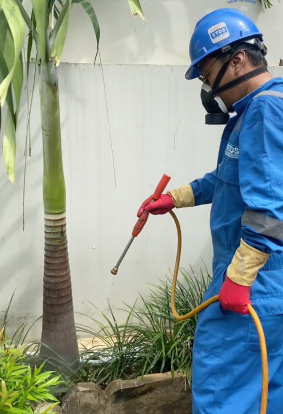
{"left": 0, "top": 347, "right": 61, "bottom": 414}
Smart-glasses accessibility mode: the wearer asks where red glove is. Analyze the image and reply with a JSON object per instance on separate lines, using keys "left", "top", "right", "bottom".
{"left": 137, "top": 194, "right": 175, "bottom": 217}
{"left": 218, "top": 276, "right": 251, "bottom": 315}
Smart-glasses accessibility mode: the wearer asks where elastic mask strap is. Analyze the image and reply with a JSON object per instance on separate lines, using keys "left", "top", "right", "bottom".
{"left": 212, "top": 59, "right": 230, "bottom": 90}
{"left": 212, "top": 44, "right": 266, "bottom": 92}
{"left": 212, "top": 66, "right": 268, "bottom": 97}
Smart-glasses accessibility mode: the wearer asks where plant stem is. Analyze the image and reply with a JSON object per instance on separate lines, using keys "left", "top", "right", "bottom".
{"left": 40, "top": 62, "right": 66, "bottom": 214}
{"left": 41, "top": 212, "right": 79, "bottom": 369}
{"left": 39, "top": 61, "right": 79, "bottom": 369}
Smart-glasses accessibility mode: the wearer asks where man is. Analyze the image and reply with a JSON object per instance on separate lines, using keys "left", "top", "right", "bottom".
{"left": 138, "top": 8, "right": 283, "bottom": 414}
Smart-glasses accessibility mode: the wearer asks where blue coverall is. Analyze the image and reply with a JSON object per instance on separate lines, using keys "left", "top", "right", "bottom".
{"left": 190, "top": 78, "right": 283, "bottom": 414}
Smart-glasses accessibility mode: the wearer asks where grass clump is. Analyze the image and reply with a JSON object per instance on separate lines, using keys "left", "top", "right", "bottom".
{"left": 76, "top": 268, "right": 211, "bottom": 387}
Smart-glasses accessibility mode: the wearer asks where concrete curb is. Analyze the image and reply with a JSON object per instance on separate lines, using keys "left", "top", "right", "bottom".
{"left": 61, "top": 372, "right": 192, "bottom": 414}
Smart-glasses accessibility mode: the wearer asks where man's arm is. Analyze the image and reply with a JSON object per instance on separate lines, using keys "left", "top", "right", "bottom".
{"left": 239, "top": 114, "right": 283, "bottom": 257}
{"left": 231, "top": 100, "right": 283, "bottom": 279}
{"left": 219, "top": 97, "right": 283, "bottom": 314}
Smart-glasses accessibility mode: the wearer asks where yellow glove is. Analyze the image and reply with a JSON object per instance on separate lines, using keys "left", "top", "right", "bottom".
{"left": 167, "top": 184, "right": 195, "bottom": 208}
{"left": 227, "top": 239, "right": 269, "bottom": 286}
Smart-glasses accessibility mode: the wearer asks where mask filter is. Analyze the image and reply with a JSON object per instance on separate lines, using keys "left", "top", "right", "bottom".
{"left": 201, "top": 84, "right": 230, "bottom": 125}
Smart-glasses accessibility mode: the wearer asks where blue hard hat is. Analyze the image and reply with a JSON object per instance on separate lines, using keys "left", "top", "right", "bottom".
{"left": 186, "top": 8, "right": 263, "bottom": 80}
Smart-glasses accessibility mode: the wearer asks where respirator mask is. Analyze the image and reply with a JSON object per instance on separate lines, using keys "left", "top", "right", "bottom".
{"left": 201, "top": 83, "right": 229, "bottom": 125}
{"left": 200, "top": 39, "right": 268, "bottom": 125}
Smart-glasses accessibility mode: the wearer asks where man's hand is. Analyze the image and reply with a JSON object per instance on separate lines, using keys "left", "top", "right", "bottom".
{"left": 137, "top": 194, "right": 175, "bottom": 217}
{"left": 219, "top": 276, "right": 251, "bottom": 315}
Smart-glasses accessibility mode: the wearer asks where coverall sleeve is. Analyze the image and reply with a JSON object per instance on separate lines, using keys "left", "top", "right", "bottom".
{"left": 190, "top": 170, "right": 217, "bottom": 206}
{"left": 168, "top": 170, "right": 217, "bottom": 208}
{"left": 239, "top": 98, "right": 283, "bottom": 256}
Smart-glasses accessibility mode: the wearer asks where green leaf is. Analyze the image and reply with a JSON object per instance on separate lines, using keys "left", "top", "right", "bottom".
{"left": 260, "top": 0, "right": 273, "bottom": 7}
{"left": 0, "top": 326, "right": 4, "bottom": 342}
{"left": 0, "top": 49, "right": 16, "bottom": 125}
{"left": 34, "top": 371, "right": 54, "bottom": 384}
{"left": 39, "top": 392, "right": 59, "bottom": 401}
{"left": 3, "top": 110, "right": 16, "bottom": 182}
{"left": 1, "top": 379, "right": 7, "bottom": 399}
{"left": 26, "top": 393, "right": 38, "bottom": 401}
{"left": 26, "top": 11, "right": 36, "bottom": 78}
{"left": 0, "top": 0, "right": 25, "bottom": 107}
{"left": 30, "top": 0, "right": 47, "bottom": 64}
{"left": 0, "top": 12, "right": 23, "bottom": 119}
{"left": 72, "top": 0, "right": 100, "bottom": 61}
{"left": 26, "top": 364, "right": 32, "bottom": 387}
{"left": 33, "top": 363, "right": 44, "bottom": 377}
{"left": 11, "top": 52, "right": 23, "bottom": 118}
{"left": 48, "top": 0, "right": 57, "bottom": 14}
{"left": 38, "top": 375, "right": 61, "bottom": 388}
{"left": 9, "top": 346, "right": 24, "bottom": 363}
{"left": 127, "top": 0, "right": 145, "bottom": 21}
{"left": 50, "top": 0, "right": 71, "bottom": 66}
{"left": 7, "top": 408, "right": 34, "bottom": 414}
{"left": 39, "top": 402, "right": 59, "bottom": 414}
{"left": 10, "top": 368, "right": 28, "bottom": 376}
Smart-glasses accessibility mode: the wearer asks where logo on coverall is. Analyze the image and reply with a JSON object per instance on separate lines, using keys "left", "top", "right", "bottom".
{"left": 208, "top": 23, "right": 230, "bottom": 43}
{"left": 225, "top": 143, "right": 239, "bottom": 159}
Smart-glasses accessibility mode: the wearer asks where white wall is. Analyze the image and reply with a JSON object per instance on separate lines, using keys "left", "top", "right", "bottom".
{"left": 1, "top": 0, "right": 283, "bottom": 339}
{"left": 63, "top": 0, "right": 283, "bottom": 66}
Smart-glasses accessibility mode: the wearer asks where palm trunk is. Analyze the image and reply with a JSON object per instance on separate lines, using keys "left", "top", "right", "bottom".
{"left": 39, "top": 62, "right": 79, "bottom": 369}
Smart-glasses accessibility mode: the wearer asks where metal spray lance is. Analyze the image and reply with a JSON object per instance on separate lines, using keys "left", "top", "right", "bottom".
{"left": 111, "top": 174, "right": 171, "bottom": 275}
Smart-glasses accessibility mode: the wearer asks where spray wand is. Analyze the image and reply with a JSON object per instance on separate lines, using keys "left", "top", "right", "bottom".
{"left": 111, "top": 174, "right": 171, "bottom": 275}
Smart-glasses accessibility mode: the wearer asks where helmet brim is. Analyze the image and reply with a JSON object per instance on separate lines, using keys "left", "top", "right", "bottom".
{"left": 185, "top": 65, "right": 200, "bottom": 80}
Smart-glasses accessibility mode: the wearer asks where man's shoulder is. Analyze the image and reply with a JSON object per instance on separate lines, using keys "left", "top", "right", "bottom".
{"left": 244, "top": 83, "right": 283, "bottom": 127}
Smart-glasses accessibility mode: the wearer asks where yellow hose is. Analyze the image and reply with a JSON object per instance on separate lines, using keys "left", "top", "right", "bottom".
{"left": 169, "top": 210, "right": 268, "bottom": 414}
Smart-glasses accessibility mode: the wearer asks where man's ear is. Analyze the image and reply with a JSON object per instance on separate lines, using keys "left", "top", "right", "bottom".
{"left": 232, "top": 51, "right": 245, "bottom": 75}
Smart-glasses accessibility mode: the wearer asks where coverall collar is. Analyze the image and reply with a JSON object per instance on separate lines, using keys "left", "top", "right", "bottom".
{"left": 232, "top": 77, "right": 283, "bottom": 116}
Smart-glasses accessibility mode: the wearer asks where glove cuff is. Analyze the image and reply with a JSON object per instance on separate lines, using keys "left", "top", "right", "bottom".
{"left": 167, "top": 184, "right": 195, "bottom": 208}
{"left": 227, "top": 239, "right": 270, "bottom": 287}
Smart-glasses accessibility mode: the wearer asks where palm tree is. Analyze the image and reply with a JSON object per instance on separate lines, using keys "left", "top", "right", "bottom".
{"left": 0, "top": 0, "right": 145, "bottom": 370}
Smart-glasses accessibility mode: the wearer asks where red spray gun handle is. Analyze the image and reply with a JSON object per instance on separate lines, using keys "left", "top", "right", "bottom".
{"left": 132, "top": 174, "right": 171, "bottom": 238}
